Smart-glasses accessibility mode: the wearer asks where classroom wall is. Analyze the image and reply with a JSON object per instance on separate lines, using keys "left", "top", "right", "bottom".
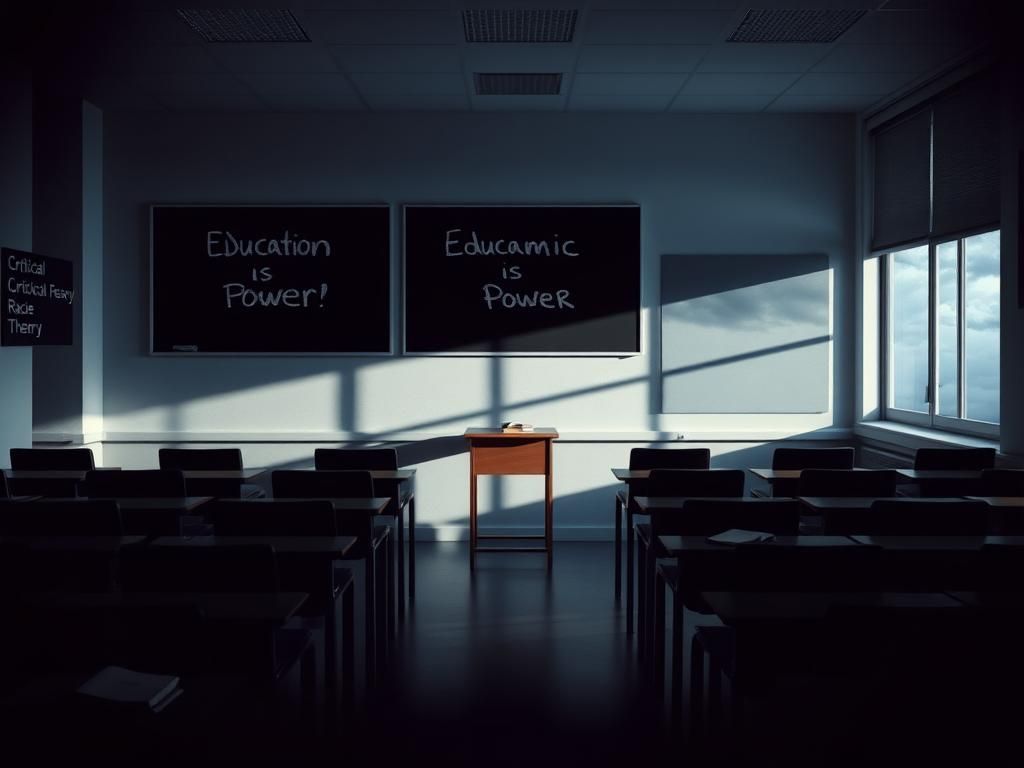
{"left": 0, "top": 73, "right": 34, "bottom": 462}
{"left": 100, "top": 110, "right": 856, "bottom": 536}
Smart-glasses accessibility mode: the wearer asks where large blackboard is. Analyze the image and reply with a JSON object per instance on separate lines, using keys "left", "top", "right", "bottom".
{"left": 403, "top": 205, "right": 641, "bottom": 354}
{"left": 151, "top": 205, "right": 390, "bottom": 354}
{"left": 1, "top": 247, "right": 74, "bottom": 346}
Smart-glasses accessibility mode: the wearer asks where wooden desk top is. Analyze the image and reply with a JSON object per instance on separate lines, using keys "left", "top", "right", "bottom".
{"left": 465, "top": 428, "right": 558, "bottom": 439}
{"left": 152, "top": 535, "right": 358, "bottom": 558}
{"left": 3, "top": 469, "right": 120, "bottom": 480}
{"left": 611, "top": 468, "right": 736, "bottom": 481}
{"left": 34, "top": 590, "right": 307, "bottom": 623}
{"left": 849, "top": 535, "right": 1024, "bottom": 550}
{"left": 749, "top": 467, "right": 874, "bottom": 481}
{"left": 703, "top": 590, "right": 964, "bottom": 624}
{"left": 798, "top": 496, "right": 968, "bottom": 511}
{"left": 56, "top": 497, "right": 214, "bottom": 512}
{"left": 0, "top": 535, "right": 147, "bottom": 551}
{"left": 966, "top": 496, "right": 1024, "bottom": 507}
{"left": 632, "top": 495, "right": 763, "bottom": 511}
{"left": 246, "top": 497, "right": 391, "bottom": 514}
{"left": 658, "top": 535, "right": 860, "bottom": 556}
{"left": 896, "top": 469, "right": 984, "bottom": 481}
{"left": 180, "top": 469, "right": 267, "bottom": 481}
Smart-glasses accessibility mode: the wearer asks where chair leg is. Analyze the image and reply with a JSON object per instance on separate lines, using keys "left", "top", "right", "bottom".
{"left": 637, "top": 530, "right": 646, "bottom": 660}
{"left": 654, "top": 568, "right": 666, "bottom": 704}
{"left": 364, "top": 553, "right": 376, "bottom": 690}
{"left": 342, "top": 582, "right": 355, "bottom": 722}
{"left": 708, "top": 655, "right": 723, "bottom": 740}
{"left": 408, "top": 497, "right": 416, "bottom": 599}
{"left": 671, "top": 589, "right": 684, "bottom": 727}
{"left": 626, "top": 509, "right": 635, "bottom": 634}
{"left": 645, "top": 543, "right": 657, "bottom": 668}
{"left": 396, "top": 506, "right": 405, "bottom": 621}
{"left": 300, "top": 642, "right": 317, "bottom": 735}
{"left": 614, "top": 497, "right": 622, "bottom": 601}
{"left": 689, "top": 633, "right": 705, "bottom": 743}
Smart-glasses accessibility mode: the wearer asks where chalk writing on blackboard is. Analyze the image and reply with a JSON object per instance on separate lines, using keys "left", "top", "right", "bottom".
{"left": 2, "top": 248, "right": 74, "bottom": 346}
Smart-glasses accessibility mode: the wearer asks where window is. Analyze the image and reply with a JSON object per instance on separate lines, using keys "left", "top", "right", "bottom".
{"left": 872, "top": 69, "right": 1000, "bottom": 437}
{"left": 884, "top": 230, "right": 1000, "bottom": 435}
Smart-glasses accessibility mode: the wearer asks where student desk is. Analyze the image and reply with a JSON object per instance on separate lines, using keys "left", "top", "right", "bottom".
{"left": 153, "top": 534, "right": 358, "bottom": 709}
{"left": 465, "top": 428, "right": 558, "bottom": 570}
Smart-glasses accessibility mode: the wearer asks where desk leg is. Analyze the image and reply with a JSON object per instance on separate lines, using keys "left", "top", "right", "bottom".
{"left": 469, "top": 470, "right": 477, "bottom": 570}
{"left": 342, "top": 580, "right": 354, "bottom": 722}
{"left": 325, "top": 563, "right": 338, "bottom": 708}
{"left": 626, "top": 508, "right": 635, "bottom": 634}
{"left": 545, "top": 440, "right": 554, "bottom": 570}
{"left": 408, "top": 495, "right": 416, "bottom": 599}
{"left": 396, "top": 502, "right": 405, "bottom": 621}
{"left": 365, "top": 553, "right": 376, "bottom": 690}
{"left": 614, "top": 497, "right": 622, "bottom": 601}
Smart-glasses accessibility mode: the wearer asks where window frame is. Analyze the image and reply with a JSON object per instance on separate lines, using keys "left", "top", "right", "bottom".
{"left": 879, "top": 225, "right": 1000, "bottom": 440}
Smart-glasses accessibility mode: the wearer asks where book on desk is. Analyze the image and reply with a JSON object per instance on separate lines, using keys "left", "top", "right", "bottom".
{"left": 706, "top": 528, "right": 776, "bottom": 545}
{"left": 501, "top": 421, "right": 534, "bottom": 433}
{"left": 77, "top": 666, "right": 182, "bottom": 714}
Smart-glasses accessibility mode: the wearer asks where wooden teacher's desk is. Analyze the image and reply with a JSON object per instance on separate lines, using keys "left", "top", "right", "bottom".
{"left": 464, "top": 428, "right": 558, "bottom": 570}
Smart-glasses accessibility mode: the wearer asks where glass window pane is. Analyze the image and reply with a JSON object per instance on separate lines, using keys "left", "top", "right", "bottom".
{"left": 964, "top": 230, "right": 1000, "bottom": 423}
{"left": 935, "top": 240, "right": 959, "bottom": 417}
{"left": 888, "top": 245, "right": 930, "bottom": 413}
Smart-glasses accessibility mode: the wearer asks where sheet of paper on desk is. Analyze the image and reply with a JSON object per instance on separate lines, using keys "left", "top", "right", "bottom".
{"left": 706, "top": 529, "right": 776, "bottom": 545}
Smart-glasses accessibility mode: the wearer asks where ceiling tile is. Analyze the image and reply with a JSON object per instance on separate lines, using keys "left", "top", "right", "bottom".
{"left": 359, "top": 92, "right": 470, "bottom": 110}
{"left": 87, "top": 45, "right": 222, "bottom": 76}
{"left": 329, "top": 44, "right": 461, "bottom": 73}
{"left": 349, "top": 72, "right": 469, "bottom": 110}
{"left": 811, "top": 42, "right": 969, "bottom": 73}
{"left": 585, "top": 11, "right": 734, "bottom": 45}
{"left": 145, "top": 73, "right": 265, "bottom": 111}
{"left": 90, "top": 10, "right": 200, "bottom": 46}
{"left": 470, "top": 95, "right": 565, "bottom": 112}
{"left": 669, "top": 92, "right": 777, "bottom": 112}
{"left": 576, "top": 45, "right": 708, "bottom": 73}
{"left": 786, "top": 71, "right": 921, "bottom": 95}
{"left": 464, "top": 44, "right": 577, "bottom": 73}
{"left": 766, "top": 91, "right": 882, "bottom": 112}
{"left": 568, "top": 93, "right": 676, "bottom": 111}
{"left": 841, "top": 8, "right": 994, "bottom": 46}
{"left": 304, "top": 10, "right": 459, "bottom": 45}
{"left": 589, "top": 1, "right": 740, "bottom": 8}
{"left": 206, "top": 43, "right": 339, "bottom": 73}
{"left": 681, "top": 72, "right": 801, "bottom": 95}
{"left": 697, "top": 43, "right": 832, "bottom": 73}
{"left": 237, "top": 73, "right": 364, "bottom": 111}
{"left": 81, "top": 77, "right": 166, "bottom": 112}
{"left": 572, "top": 73, "right": 688, "bottom": 96}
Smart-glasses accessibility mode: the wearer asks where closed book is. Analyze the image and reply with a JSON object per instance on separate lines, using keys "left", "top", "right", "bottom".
{"left": 77, "top": 666, "right": 180, "bottom": 710}
{"left": 706, "top": 529, "right": 776, "bottom": 545}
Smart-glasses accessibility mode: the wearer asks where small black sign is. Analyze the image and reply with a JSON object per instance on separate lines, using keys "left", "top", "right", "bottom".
{"left": 1, "top": 247, "right": 74, "bottom": 346}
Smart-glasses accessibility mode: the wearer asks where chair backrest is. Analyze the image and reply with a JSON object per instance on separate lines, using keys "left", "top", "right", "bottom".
{"left": 652, "top": 498, "right": 800, "bottom": 537}
{"left": 120, "top": 543, "right": 279, "bottom": 592}
{"left": 271, "top": 469, "right": 375, "bottom": 499}
{"left": 731, "top": 543, "right": 883, "bottom": 591}
{"left": 822, "top": 499, "right": 990, "bottom": 536}
{"left": 0, "top": 499, "right": 122, "bottom": 536}
{"left": 913, "top": 447, "right": 996, "bottom": 470}
{"left": 647, "top": 468, "right": 745, "bottom": 499}
{"left": 210, "top": 499, "right": 337, "bottom": 536}
{"left": 979, "top": 469, "right": 1024, "bottom": 497}
{"left": 772, "top": 447, "right": 855, "bottom": 471}
{"left": 797, "top": 469, "right": 898, "bottom": 498}
{"left": 158, "top": 448, "right": 243, "bottom": 471}
{"left": 9, "top": 447, "right": 96, "bottom": 471}
{"left": 314, "top": 447, "right": 398, "bottom": 471}
{"left": 629, "top": 447, "right": 710, "bottom": 471}
{"left": 83, "top": 469, "right": 187, "bottom": 498}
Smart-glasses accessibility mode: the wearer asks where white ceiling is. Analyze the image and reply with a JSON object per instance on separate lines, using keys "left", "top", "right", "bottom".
{"left": 53, "top": 0, "right": 998, "bottom": 114}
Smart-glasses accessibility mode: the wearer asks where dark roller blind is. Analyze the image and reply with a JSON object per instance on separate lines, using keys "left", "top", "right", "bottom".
{"left": 872, "top": 109, "right": 931, "bottom": 251}
{"left": 931, "top": 70, "right": 1000, "bottom": 238}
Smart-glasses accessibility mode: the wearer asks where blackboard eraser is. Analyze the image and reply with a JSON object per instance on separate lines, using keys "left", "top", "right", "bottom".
{"left": 172, "top": 344, "right": 198, "bottom": 352}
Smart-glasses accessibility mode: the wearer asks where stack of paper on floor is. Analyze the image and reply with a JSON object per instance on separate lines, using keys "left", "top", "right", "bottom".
{"left": 77, "top": 666, "right": 182, "bottom": 714}
{"left": 706, "top": 529, "right": 776, "bottom": 545}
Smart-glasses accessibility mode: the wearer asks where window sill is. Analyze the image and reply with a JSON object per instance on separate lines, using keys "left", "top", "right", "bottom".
{"left": 855, "top": 420, "right": 999, "bottom": 454}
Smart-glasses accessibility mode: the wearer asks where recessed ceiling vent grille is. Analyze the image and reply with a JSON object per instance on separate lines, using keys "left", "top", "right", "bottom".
{"left": 176, "top": 9, "right": 310, "bottom": 42}
{"left": 474, "top": 73, "right": 562, "bottom": 96}
{"left": 727, "top": 8, "right": 866, "bottom": 43}
{"left": 463, "top": 9, "right": 578, "bottom": 43}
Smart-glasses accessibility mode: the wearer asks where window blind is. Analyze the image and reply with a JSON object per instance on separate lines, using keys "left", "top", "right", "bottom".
{"left": 871, "top": 109, "right": 931, "bottom": 251}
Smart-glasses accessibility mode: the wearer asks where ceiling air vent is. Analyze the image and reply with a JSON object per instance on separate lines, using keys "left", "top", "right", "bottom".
{"left": 176, "top": 9, "right": 310, "bottom": 42}
{"left": 727, "top": 8, "right": 866, "bottom": 43}
{"left": 474, "top": 73, "right": 562, "bottom": 96}
{"left": 463, "top": 9, "right": 578, "bottom": 43}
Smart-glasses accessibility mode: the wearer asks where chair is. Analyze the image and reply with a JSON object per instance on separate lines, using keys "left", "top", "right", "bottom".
{"left": 617, "top": 447, "right": 711, "bottom": 632}
{"left": 81, "top": 469, "right": 186, "bottom": 498}
{"left": 689, "top": 543, "right": 883, "bottom": 740}
{"left": 10, "top": 448, "right": 95, "bottom": 470}
{"left": 7, "top": 448, "right": 96, "bottom": 497}
{"left": 914, "top": 447, "right": 996, "bottom": 496}
{"left": 636, "top": 469, "right": 745, "bottom": 664}
{"left": 978, "top": 468, "right": 1024, "bottom": 497}
{"left": 315, "top": 447, "right": 415, "bottom": 607}
{"left": 158, "top": 447, "right": 265, "bottom": 498}
{"left": 116, "top": 543, "right": 316, "bottom": 727}
{"left": 0, "top": 470, "right": 8, "bottom": 498}
{"left": 0, "top": 499, "right": 122, "bottom": 536}
{"left": 755, "top": 446, "right": 856, "bottom": 497}
{"left": 823, "top": 499, "right": 990, "bottom": 536}
{"left": 797, "top": 469, "right": 898, "bottom": 498}
{"left": 272, "top": 469, "right": 393, "bottom": 688}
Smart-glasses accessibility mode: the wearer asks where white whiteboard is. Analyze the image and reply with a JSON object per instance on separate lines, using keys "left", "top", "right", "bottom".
{"left": 660, "top": 254, "right": 830, "bottom": 414}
